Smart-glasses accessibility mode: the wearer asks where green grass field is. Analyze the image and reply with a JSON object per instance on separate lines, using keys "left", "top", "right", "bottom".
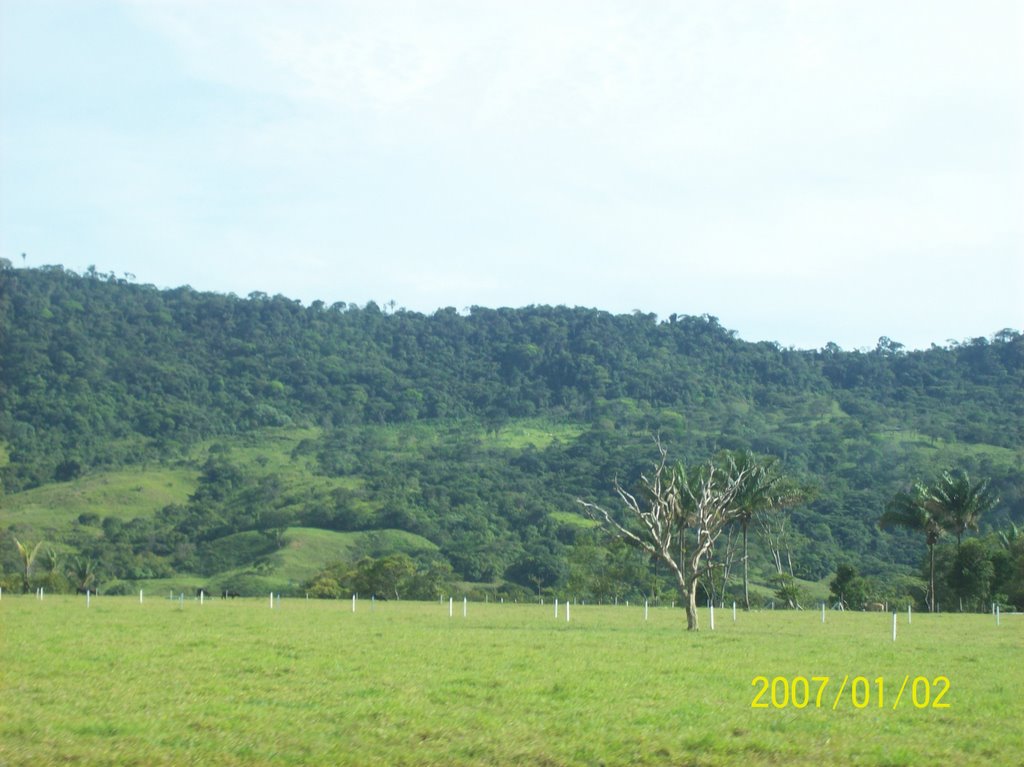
{"left": 1, "top": 467, "right": 197, "bottom": 529}
{"left": 206, "top": 527, "right": 442, "bottom": 595}
{"left": 1, "top": 598, "right": 1020, "bottom": 766}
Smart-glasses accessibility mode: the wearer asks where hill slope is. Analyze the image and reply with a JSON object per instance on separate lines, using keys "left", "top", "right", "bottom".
{"left": 1, "top": 264, "right": 1022, "bottom": 600}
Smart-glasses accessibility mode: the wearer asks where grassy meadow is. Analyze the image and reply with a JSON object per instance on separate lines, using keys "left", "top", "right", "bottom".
{"left": 0, "top": 466, "right": 197, "bottom": 529}
{"left": 1, "top": 596, "right": 1021, "bottom": 767}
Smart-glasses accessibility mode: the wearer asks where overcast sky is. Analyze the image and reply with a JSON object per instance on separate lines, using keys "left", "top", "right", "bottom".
{"left": 2, "top": 1, "right": 1021, "bottom": 350}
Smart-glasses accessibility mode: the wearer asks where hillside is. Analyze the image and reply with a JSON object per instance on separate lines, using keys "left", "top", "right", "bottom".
{"left": 1, "top": 264, "right": 1022, "bottom": 603}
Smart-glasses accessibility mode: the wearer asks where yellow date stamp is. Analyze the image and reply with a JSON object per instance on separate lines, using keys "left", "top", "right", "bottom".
{"left": 751, "top": 675, "right": 951, "bottom": 710}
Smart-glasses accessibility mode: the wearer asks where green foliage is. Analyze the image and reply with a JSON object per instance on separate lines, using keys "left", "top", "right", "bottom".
{"left": 880, "top": 482, "right": 947, "bottom": 611}
{"left": 928, "top": 469, "right": 999, "bottom": 547}
{"left": 12, "top": 536, "right": 43, "bottom": 592}
{"left": 947, "top": 538, "right": 995, "bottom": 610}
{"left": 197, "top": 531, "right": 279, "bottom": 576}
{"left": 207, "top": 527, "right": 441, "bottom": 596}
{"left": 880, "top": 469, "right": 1019, "bottom": 612}
{"left": 770, "top": 573, "right": 805, "bottom": 608}
{"left": 566, "top": 536, "right": 660, "bottom": 602}
{"left": 925, "top": 531, "right": 1024, "bottom": 611}
{"left": 503, "top": 541, "right": 569, "bottom": 593}
{"left": 67, "top": 555, "right": 97, "bottom": 591}
{"left": 303, "top": 552, "right": 454, "bottom": 601}
{"left": 1, "top": 266, "right": 1022, "bottom": 601}
{"left": 829, "top": 564, "right": 869, "bottom": 609}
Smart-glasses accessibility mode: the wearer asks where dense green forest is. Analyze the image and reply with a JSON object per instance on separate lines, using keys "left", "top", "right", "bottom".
{"left": 1, "top": 263, "right": 1022, "bottom": 607}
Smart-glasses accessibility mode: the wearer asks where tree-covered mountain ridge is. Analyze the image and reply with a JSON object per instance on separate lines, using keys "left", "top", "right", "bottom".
{"left": 1, "top": 264, "right": 1022, "bottom": 601}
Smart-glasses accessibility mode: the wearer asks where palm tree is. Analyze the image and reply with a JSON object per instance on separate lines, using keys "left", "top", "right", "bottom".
{"left": 42, "top": 548, "right": 62, "bottom": 577}
{"left": 68, "top": 556, "right": 97, "bottom": 593}
{"left": 13, "top": 537, "right": 44, "bottom": 593}
{"left": 997, "top": 522, "right": 1020, "bottom": 551}
{"left": 929, "top": 470, "right": 999, "bottom": 552}
{"left": 879, "top": 484, "right": 946, "bottom": 612}
{"left": 724, "top": 451, "right": 806, "bottom": 611}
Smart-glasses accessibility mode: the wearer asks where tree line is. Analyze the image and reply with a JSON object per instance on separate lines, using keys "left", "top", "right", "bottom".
{"left": 2, "top": 264, "right": 1021, "bottom": 492}
{"left": 878, "top": 470, "right": 1013, "bottom": 612}
{"left": 1, "top": 264, "right": 1022, "bottom": 602}
{"left": 579, "top": 447, "right": 1022, "bottom": 629}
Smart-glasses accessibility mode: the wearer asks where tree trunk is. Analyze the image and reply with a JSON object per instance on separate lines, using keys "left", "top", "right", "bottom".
{"left": 686, "top": 583, "right": 699, "bottom": 630}
{"left": 928, "top": 543, "right": 936, "bottom": 612}
{"left": 718, "top": 528, "right": 737, "bottom": 609}
{"left": 704, "top": 548, "right": 717, "bottom": 607}
{"left": 672, "top": 567, "right": 699, "bottom": 630}
{"left": 742, "top": 522, "right": 750, "bottom": 610}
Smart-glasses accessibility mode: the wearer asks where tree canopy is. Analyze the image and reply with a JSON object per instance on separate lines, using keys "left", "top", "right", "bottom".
{"left": 1, "top": 264, "right": 1022, "bottom": 604}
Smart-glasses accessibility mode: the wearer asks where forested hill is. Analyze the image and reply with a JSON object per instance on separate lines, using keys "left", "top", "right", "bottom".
{"left": 1, "top": 264, "right": 1022, "bottom": 597}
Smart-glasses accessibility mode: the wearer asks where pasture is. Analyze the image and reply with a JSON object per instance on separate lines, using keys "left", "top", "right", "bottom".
{"left": 0, "top": 596, "right": 1020, "bottom": 766}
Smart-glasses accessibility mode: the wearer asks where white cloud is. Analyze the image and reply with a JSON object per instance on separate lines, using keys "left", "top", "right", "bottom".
{"left": 3, "top": 0, "right": 1021, "bottom": 348}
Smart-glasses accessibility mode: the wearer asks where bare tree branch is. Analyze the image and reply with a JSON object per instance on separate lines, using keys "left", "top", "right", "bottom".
{"left": 578, "top": 444, "right": 770, "bottom": 630}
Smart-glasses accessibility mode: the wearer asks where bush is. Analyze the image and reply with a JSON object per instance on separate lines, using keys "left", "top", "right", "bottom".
{"left": 496, "top": 582, "right": 533, "bottom": 602}
{"left": 306, "top": 574, "right": 344, "bottom": 599}
{"left": 36, "top": 572, "right": 71, "bottom": 594}
{"left": 102, "top": 580, "right": 137, "bottom": 596}
{"left": 0, "top": 572, "right": 23, "bottom": 593}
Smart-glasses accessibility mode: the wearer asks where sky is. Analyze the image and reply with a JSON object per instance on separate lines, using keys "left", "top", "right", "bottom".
{"left": 1, "top": 1, "right": 1022, "bottom": 351}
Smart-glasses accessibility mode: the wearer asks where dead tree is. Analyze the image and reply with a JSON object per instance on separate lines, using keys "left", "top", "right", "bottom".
{"left": 577, "top": 443, "right": 754, "bottom": 630}
{"left": 704, "top": 525, "right": 739, "bottom": 608}
{"left": 756, "top": 508, "right": 801, "bottom": 608}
